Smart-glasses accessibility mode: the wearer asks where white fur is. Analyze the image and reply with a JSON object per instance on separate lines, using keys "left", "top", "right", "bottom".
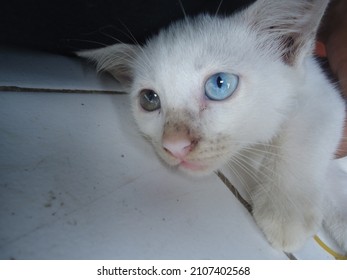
{"left": 79, "top": 0, "right": 347, "bottom": 253}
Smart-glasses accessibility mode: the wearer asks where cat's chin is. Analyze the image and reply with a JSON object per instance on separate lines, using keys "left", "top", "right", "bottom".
{"left": 180, "top": 160, "right": 208, "bottom": 172}
{"left": 176, "top": 160, "right": 216, "bottom": 176}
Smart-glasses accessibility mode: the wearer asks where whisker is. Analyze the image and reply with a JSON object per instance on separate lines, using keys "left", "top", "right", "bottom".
{"left": 230, "top": 155, "right": 262, "bottom": 187}
{"left": 227, "top": 158, "right": 256, "bottom": 202}
{"left": 243, "top": 147, "right": 281, "bottom": 162}
{"left": 229, "top": 139, "right": 282, "bottom": 150}
{"left": 226, "top": 160, "right": 252, "bottom": 195}
{"left": 229, "top": 154, "right": 268, "bottom": 198}
{"left": 114, "top": 20, "right": 153, "bottom": 77}
{"left": 231, "top": 148, "right": 311, "bottom": 217}
{"left": 178, "top": 0, "right": 188, "bottom": 20}
{"left": 215, "top": 0, "right": 224, "bottom": 17}
{"left": 66, "top": 38, "right": 109, "bottom": 49}
{"left": 98, "top": 27, "right": 128, "bottom": 45}
{"left": 115, "top": 20, "right": 142, "bottom": 46}
{"left": 215, "top": 170, "right": 252, "bottom": 213}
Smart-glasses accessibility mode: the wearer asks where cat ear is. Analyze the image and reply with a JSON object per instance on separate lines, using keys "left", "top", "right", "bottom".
{"left": 77, "top": 44, "right": 140, "bottom": 90}
{"left": 243, "top": 0, "right": 329, "bottom": 66}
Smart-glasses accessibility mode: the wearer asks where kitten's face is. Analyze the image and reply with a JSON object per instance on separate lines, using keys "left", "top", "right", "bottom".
{"left": 129, "top": 16, "right": 295, "bottom": 175}
{"left": 80, "top": 0, "right": 325, "bottom": 175}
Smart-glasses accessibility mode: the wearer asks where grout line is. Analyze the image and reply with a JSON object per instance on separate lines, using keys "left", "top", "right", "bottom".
{"left": 0, "top": 86, "right": 125, "bottom": 94}
{"left": 285, "top": 252, "right": 297, "bottom": 260}
{"left": 215, "top": 170, "right": 297, "bottom": 260}
{"left": 215, "top": 171, "right": 252, "bottom": 213}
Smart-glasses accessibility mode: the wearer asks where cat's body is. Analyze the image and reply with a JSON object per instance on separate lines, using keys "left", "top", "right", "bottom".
{"left": 79, "top": 0, "right": 347, "bottom": 253}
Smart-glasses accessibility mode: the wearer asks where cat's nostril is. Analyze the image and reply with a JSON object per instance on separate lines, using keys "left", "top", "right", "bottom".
{"left": 162, "top": 139, "right": 195, "bottom": 159}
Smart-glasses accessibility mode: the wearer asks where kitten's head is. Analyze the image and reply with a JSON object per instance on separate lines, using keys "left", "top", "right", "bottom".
{"left": 79, "top": 0, "right": 328, "bottom": 175}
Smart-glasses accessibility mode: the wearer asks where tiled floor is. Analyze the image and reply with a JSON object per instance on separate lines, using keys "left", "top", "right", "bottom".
{"left": 0, "top": 46, "right": 346, "bottom": 259}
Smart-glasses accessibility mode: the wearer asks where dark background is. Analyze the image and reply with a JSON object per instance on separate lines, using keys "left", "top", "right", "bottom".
{"left": 0, "top": 0, "right": 255, "bottom": 54}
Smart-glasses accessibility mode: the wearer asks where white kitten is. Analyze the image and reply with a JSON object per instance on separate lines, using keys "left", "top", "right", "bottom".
{"left": 79, "top": 0, "right": 347, "bottom": 253}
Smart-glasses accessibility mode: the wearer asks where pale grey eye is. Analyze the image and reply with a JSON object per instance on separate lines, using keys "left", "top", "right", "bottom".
{"left": 139, "top": 90, "right": 161, "bottom": 112}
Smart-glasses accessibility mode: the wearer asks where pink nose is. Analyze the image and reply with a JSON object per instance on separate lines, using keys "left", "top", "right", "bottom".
{"left": 163, "top": 138, "right": 195, "bottom": 159}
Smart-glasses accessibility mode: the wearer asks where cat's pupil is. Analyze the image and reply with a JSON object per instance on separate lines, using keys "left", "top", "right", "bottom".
{"left": 146, "top": 91, "right": 156, "bottom": 101}
{"left": 217, "top": 76, "right": 223, "bottom": 88}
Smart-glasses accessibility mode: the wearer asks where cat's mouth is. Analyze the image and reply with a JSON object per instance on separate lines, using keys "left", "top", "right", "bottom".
{"left": 179, "top": 160, "right": 208, "bottom": 171}
{"left": 161, "top": 153, "right": 212, "bottom": 174}
{"left": 157, "top": 144, "right": 217, "bottom": 174}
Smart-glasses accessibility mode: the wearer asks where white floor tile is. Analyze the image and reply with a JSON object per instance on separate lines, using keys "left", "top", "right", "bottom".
{"left": 0, "top": 46, "right": 122, "bottom": 92}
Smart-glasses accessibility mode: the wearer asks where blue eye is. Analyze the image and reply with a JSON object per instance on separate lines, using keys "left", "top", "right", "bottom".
{"left": 205, "top": 73, "right": 239, "bottom": 101}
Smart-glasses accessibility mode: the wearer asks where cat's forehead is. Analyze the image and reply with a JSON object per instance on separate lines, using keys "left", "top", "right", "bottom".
{"left": 129, "top": 15, "right": 269, "bottom": 112}
{"left": 134, "top": 15, "right": 258, "bottom": 86}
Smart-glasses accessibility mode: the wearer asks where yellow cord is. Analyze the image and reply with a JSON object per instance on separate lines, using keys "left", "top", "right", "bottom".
{"left": 314, "top": 235, "right": 347, "bottom": 260}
